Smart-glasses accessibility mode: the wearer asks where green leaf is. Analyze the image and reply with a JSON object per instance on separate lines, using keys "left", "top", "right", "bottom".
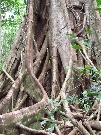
{"left": 72, "top": 44, "right": 82, "bottom": 50}
{"left": 77, "top": 66, "right": 84, "bottom": 70}
{"left": 91, "top": 67, "right": 97, "bottom": 71}
{"left": 49, "top": 110, "right": 56, "bottom": 117}
{"left": 85, "top": 65, "right": 92, "bottom": 69}
{"left": 82, "top": 39, "right": 92, "bottom": 47}
{"left": 47, "top": 99, "right": 52, "bottom": 104}
{"left": 83, "top": 104, "right": 89, "bottom": 111}
{"left": 61, "top": 98, "right": 71, "bottom": 103}
{"left": 66, "top": 33, "right": 76, "bottom": 38}
{"left": 41, "top": 120, "right": 48, "bottom": 125}
{"left": 54, "top": 101, "right": 60, "bottom": 107}
{"left": 97, "top": 94, "right": 101, "bottom": 99}
{"left": 36, "top": 114, "right": 42, "bottom": 122}
{"left": 96, "top": 0, "right": 101, "bottom": 3}
{"left": 49, "top": 123, "right": 56, "bottom": 134}
{"left": 76, "top": 70, "right": 86, "bottom": 76}
{"left": 82, "top": 90, "right": 87, "bottom": 96}
{"left": 71, "top": 37, "right": 78, "bottom": 44}
{"left": 65, "top": 66, "right": 70, "bottom": 73}
{"left": 99, "top": 36, "right": 101, "bottom": 43}
{"left": 94, "top": 70, "right": 101, "bottom": 74}
{"left": 86, "top": 29, "right": 92, "bottom": 34}
{"left": 95, "top": 8, "right": 101, "bottom": 11}
{"left": 24, "top": 0, "right": 27, "bottom": 4}
{"left": 56, "top": 106, "right": 61, "bottom": 114}
{"left": 87, "top": 91, "right": 98, "bottom": 96}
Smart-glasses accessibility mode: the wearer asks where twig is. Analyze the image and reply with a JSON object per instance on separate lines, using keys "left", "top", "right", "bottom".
{"left": 76, "top": 39, "right": 97, "bottom": 70}
{"left": 2, "top": 66, "right": 15, "bottom": 83}
{"left": 76, "top": 15, "right": 87, "bottom": 36}
{"left": 79, "top": 50, "right": 87, "bottom": 62}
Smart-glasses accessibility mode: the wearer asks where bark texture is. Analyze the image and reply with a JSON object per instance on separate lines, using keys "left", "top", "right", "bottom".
{"left": 0, "top": 0, "right": 101, "bottom": 135}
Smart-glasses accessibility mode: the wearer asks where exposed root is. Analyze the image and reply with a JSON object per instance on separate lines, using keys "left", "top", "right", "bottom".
{"left": 2, "top": 66, "right": 15, "bottom": 83}
{"left": 84, "top": 121, "right": 96, "bottom": 135}
{"left": 51, "top": 47, "right": 59, "bottom": 98}
{"left": 38, "top": 51, "right": 50, "bottom": 83}
{"left": 60, "top": 111, "right": 90, "bottom": 135}
{"left": 33, "top": 35, "right": 48, "bottom": 75}
{"left": 76, "top": 39, "right": 97, "bottom": 69}
{"left": 14, "top": 94, "right": 27, "bottom": 111}
{"left": 16, "top": 123, "right": 55, "bottom": 135}
{"left": 89, "top": 121, "right": 101, "bottom": 130}
{"left": 68, "top": 128, "right": 80, "bottom": 135}
{"left": 0, "top": 76, "right": 23, "bottom": 114}
{"left": 0, "top": 0, "right": 101, "bottom": 135}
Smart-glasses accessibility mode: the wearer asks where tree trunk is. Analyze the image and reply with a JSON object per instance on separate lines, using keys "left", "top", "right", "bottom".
{"left": 0, "top": 0, "right": 101, "bottom": 134}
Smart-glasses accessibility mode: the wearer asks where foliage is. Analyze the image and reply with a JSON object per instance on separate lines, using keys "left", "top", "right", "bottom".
{"left": 42, "top": 63, "right": 101, "bottom": 133}
{"left": 0, "top": 0, "right": 26, "bottom": 71}
{"left": 95, "top": 0, "right": 101, "bottom": 11}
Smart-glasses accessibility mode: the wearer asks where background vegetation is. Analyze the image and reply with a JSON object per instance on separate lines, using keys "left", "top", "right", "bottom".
{"left": 0, "top": 0, "right": 26, "bottom": 71}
